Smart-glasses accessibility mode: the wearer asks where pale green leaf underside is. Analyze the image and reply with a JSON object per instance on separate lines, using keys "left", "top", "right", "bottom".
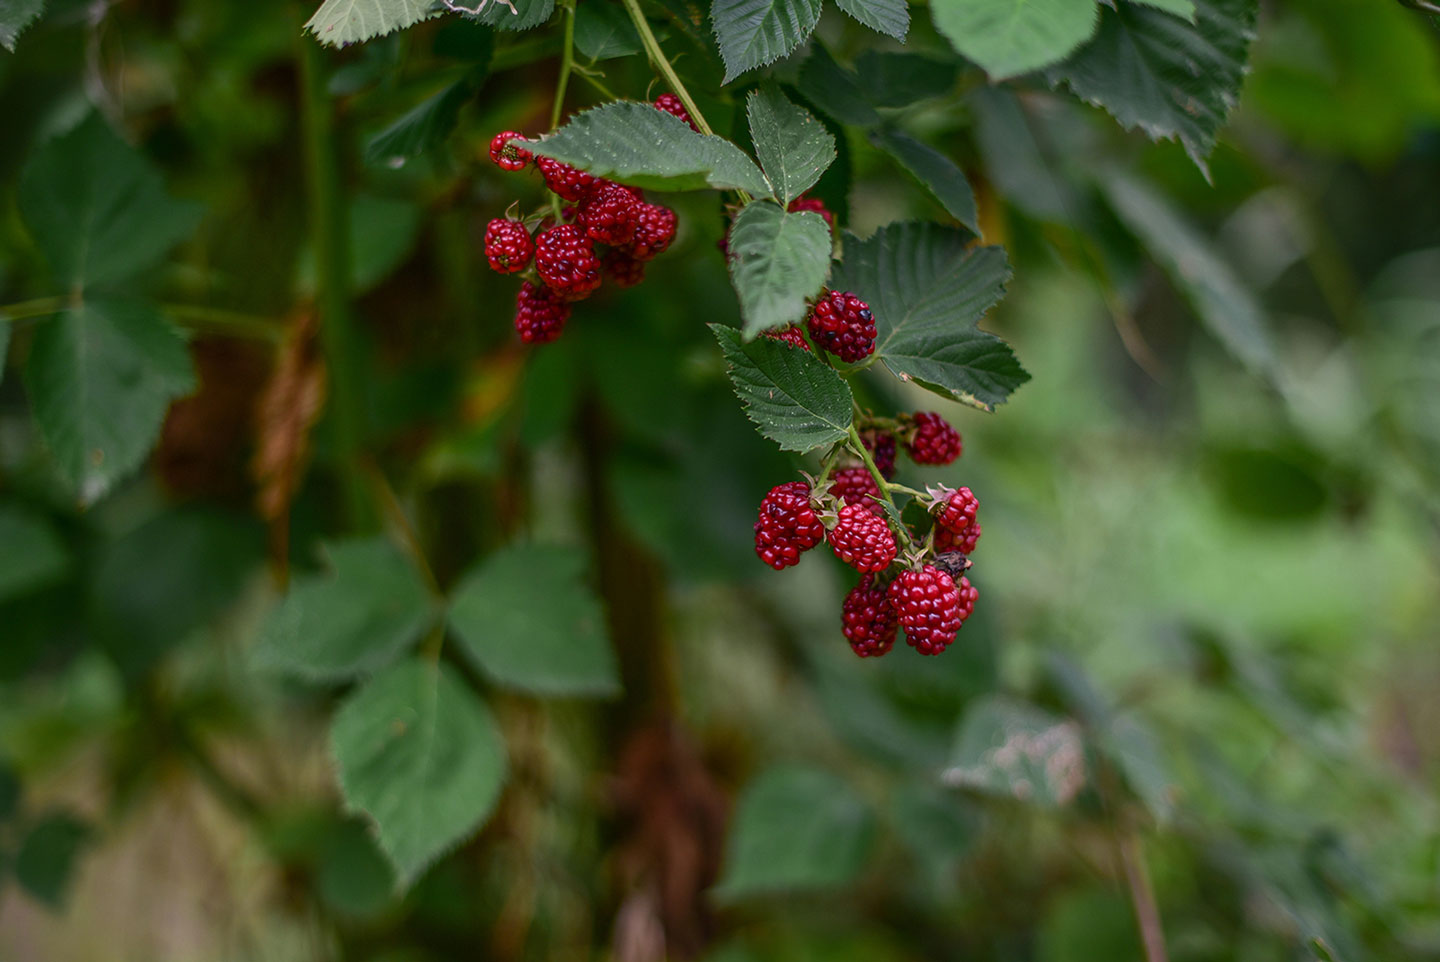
{"left": 529, "top": 101, "right": 771, "bottom": 196}
{"left": 747, "top": 85, "right": 835, "bottom": 206}
{"left": 447, "top": 545, "right": 619, "bottom": 697}
{"left": 712, "top": 0, "right": 823, "bottom": 82}
{"left": 712, "top": 324, "right": 853, "bottom": 453}
{"left": 834, "top": 0, "right": 907, "bottom": 38}
{"left": 0, "top": 0, "right": 45, "bottom": 50}
{"left": 253, "top": 537, "right": 439, "bottom": 681}
{"left": 727, "top": 202, "right": 831, "bottom": 335}
{"left": 332, "top": 659, "right": 506, "bottom": 888}
{"left": 0, "top": 506, "right": 69, "bottom": 604}
{"left": 463, "top": 0, "right": 553, "bottom": 30}
{"left": 24, "top": 300, "right": 195, "bottom": 502}
{"left": 832, "top": 223, "right": 1028, "bottom": 411}
{"left": 870, "top": 129, "right": 979, "bottom": 233}
{"left": 713, "top": 766, "right": 874, "bottom": 899}
{"left": 943, "top": 696, "right": 1087, "bottom": 807}
{"left": 306, "top": 0, "right": 438, "bottom": 46}
{"left": 931, "top": 0, "right": 1098, "bottom": 80}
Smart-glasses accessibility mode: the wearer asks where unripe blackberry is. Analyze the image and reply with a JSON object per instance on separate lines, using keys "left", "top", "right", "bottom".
{"left": 806, "top": 290, "right": 876, "bottom": 363}
{"left": 842, "top": 575, "right": 897, "bottom": 657}
{"left": 754, "top": 481, "right": 824, "bottom": 570}
{"left": 933, "top": 486, "right": 979, "bottom": 534}
{"left": 577, "top": 180, "right": 639, "bottom": 246}
{"left": 830, "top": 466, "right": 884, "bottom": 517}
{"left": 534, "top": 224, "right": 602, "bottom": 301}
{"left": 536, "top": 156, "right": 596, "bottom": 202}
{"left": 827, "top": 502, "right": 897, "bottom": 573}
{"left": 653, "top": 93, "right": 699, "bottom": 131}
{"left": 861, "top": 430, "right": 897, "bottom": 479}
{"left": 489, "top": 131, "right": 532, "bottom": 171}
{"left": 513, "top": 281, "right": 571, "bottom": 344}
{"left": 787, "top": 195, "right": 835, "bottom": 230}
{"left": 934, "top": 520, "right": 981, "bottom": 555}
{"left": 602, "top": 249, "right": 646, "bottom": 288}
{"left": 624, "top": 203, "right": 677, "bottom": 260}
{"left": 763, "top": 325, "right": 811, "bottom": 350}
{"left": 905, "top": 412, "right": 963, "bottom": 465}
{"left": 484, "top": 218, "right": 533, "bottom": 274}
{"left": 888, "top": 564, "right": 963, "bottom": 655}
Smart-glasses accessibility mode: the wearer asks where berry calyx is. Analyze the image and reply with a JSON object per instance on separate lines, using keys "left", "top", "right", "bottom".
{"left": 602, "top": 249, "right": 646, "bottom": 288}
{"left": 484, "top": 218, "right": 534, "bottom": 274}
{"left": 536, "top": 156, "right": 596, "bottom": 202}
{"left": 888, "top": 565, "right": 964, "bottom": 655}
{"left": 905, "top": 412, "right": 963, "bottom": 465}
{"left": 577, "top": 180, "right": 639, "bottom": 246}
{"left": 624, "top": 203, "right": 678, "bottom": 260}
{"left": 534, "top": 224, "right": 603, "bottom": 301}
{"left": 861, "top": 430, "right": 897, "bottom": 480}
{"left": 806, "top": 290, "right": 876, "bottom": 363}
{"left": 842, "top": 575, "right": 897, "bottom": 658}
{"left": 933, "top": 486, "right": 979, "bottom": 535}
{"left": 754, "top": 481, "right": 825, "bottom": 570}
{"left": 489, "top": 131, "right": 532, "bottom": 171}
{"left": 830, "top": 465, "right": 884, "bottom": 517}
{"left": 513, "top": 280, "right": 571, "bottom": 344}
{"left": 763, "top": 325, "right": 811, "bottom": 350}
{"left": 827, "top": 502, "right": 898, "bottom": 573}
{"left": 787, "top": 194, "right": 835, "bottom": 230}
{"left": 654, "top": 93, "right": 699, "bottom": 132}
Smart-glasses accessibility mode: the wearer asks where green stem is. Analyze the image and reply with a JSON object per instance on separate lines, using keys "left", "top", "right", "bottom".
{"left": 887, "top": 482, "right": 928, "bottom": 499}
{"left": 847, "top": 423, "right": 910, "bottom": 547}
{"left": 573, "top": 67, "right": 617, "bottom": 101}
{"left": 618, "top": 0, "right": 712, "bottom": 136}
{"left": 816, "top": 443, "right": 845, "bottom": 485}
{"left": 550, "top": 1, "right": 575, "bottom": 130}
{"left": 161, "top": 304, "right": 283, "bottom": 341}
{"left": 0, "top": 295, "right": 70, "bottom": 321}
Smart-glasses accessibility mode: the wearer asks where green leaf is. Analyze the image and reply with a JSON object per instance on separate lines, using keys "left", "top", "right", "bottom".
{"left": 365, "top": 75, "right": 479, "bottom": 166}
{"left": 529, "top": 101, "right": 771, "bottom": 197}
{"left": 890, "top": 783, "right": 980, "bottom": 880}
{"left": 24, "top": 299, "right": 195, "bottom": 502}
{"left": 317, "top": 819, "right": 396, "bottom": 918}
{"left": 15, "top": 811, "right": 92, "bottom": 909}
{"left": 967, "top": 87, "right": 1072, "bottom": 222}
{"left": 254, "top": 538, "right": 438, "bottom": 681}
{"left": 19, "top": 114, "right": 201, "bottom": 289}
{"left": 1100, "top": 714, "right": 1178, "bottom": 825}
{"left": 931, "top": 0, "right": 1098, "bottom": 80}
{"left": 447, "top": 545, "right": 618, "bottom": 697}
{"left": 0, "top": 0, "right": 44, "bottom": 51}
{"left": 869, "top": 129, "right": 978, "bottom": 233}
{"left": 1137, "top": 0, "right": 1194, "bottom": 17}
{"left": 943, "top": 696, "right": 1087, "bottom": 807}
{"left": 1099, "top": 173, "right": 1274, "bottom": 372}
{"left": 305, "top": 0, "right": 439, "bottom": 46}
{"left": 0, "top": 320, "right": 9, "bottom": 384}
{"left": 834, "top": 0, "right": 907, "bottom": 38}
{"left": 0, "top": 506, "right": 68, "bottom": 605}
{"left": 853, "top": 51, "right": 958, "bottom": 107}
{"left": 713, "top": 766, "right": 874, "bottom": 899}
{"left": 574, "top": 0, "right": 642, "bottom": 59}
{"left": 464, "top": 0, "right": 554, "bottom": 31}
{"left": 797, "top": 43, "right": 880, "bottom": 127}
{"left": 711, "top": 324, "right": 853, "bottom": 453}
{"left": 331, "top": 659, "right": 507, "bottom": 888}
{"left": 726, "top": 201, "right": 831, "bottom": 335}
{"left": 832, "top": 223, "right": 1029, "bottom": 411}
{"left": 747, "top": 86, "right": 835, "bottom": 205}
{"left": 711, "top": 0, "right": 823, "bottom": 83}
{"left": 1050, "top": 0, "right": 1257, "bottom": 174}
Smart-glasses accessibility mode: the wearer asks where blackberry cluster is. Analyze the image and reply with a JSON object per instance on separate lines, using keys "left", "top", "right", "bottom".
{"left": 484, "top": 104, "right": 680, "bottom": 345}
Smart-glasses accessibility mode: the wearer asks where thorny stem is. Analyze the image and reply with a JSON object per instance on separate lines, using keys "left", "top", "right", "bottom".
{"left": 619, "top": 0, "right": 711, "bottom": 136}
{"left": 847, "top": 423, "right": 911, "bottom": 547}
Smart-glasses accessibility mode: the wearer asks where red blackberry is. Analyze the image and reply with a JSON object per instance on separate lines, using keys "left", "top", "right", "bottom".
{"left": 787, "top": 195, "right": 835, "bottom": 230}
{"left": 536, "top": 156, "right": 596, "bottom": 202}
{"left": 762, "top": 325, "right": 811, "bottom": 351}
{"left": 654, "top": 93, "right": 699, "bottom": 132}
{"left": 534, "top": 224, "right": 602, "bottom": 300}
{"left": 888, "top": 565, "right": 963, "bottom": 656}
{"left": 624, "top": 203, "right": 677, "bottom": 260}
{"left": 830, "top": 466, "right": 884, "bottom": 517}
{"left": 754, "top": 481, "right": 825, "bottom": 570}
{"left": 956, "top": 575, "right": 978, "bottom": 623}
{"left": 861, "top": 430, "right": 897, "bottom": 479}
{"left": 827, "top": 502, "right": 897, "bottom": 573}
{"left": 484, "top": 218, "right": 533, "bottom": 274}
{"left": 513, "top": 281, "right": 571, "bottom": 344}
{"left": 602, "top": 249, "right": 646, "bottom": 288}
{"left": 842, "top": 575, "right": 897, "bottom": 658}
{"left": 933, "top": 486, "right": 979, "bottom": 534}
{"left": 806, "top": 290, "right": 876, "bottom": 363}
{"left": 490, "top": 131, "right": 533, "bottom": 171}
{"left": 905, "top": 412, "right": 963, "bottom": 465}
{"left": 577, "top": 180, "right": 639, "bottom": 246}
{"left": 935, "top": 521, "right": 981, "bottom": 555}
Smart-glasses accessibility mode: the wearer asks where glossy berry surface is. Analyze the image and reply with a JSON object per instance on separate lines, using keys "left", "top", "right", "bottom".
{"left": 906, "top": 412, "right": 963, "bottom": 465}
{"left": 577, "top": 180, "right": 639, "bottom": 246}
{"left": 489, "top": 131, "right": 532, "bottom": 171}
{"left": 827, "top": 502, "right": 898, "bottom": 573}
{"left": 888, "top": 565, "right": 963, "bottom": 655}
{"left": 602, "top": 249, "right": 645, "bottom": 288}
{"left": 862, "top": 430, "right": 897, "bottom": 479}
{"left": 763, "top": 325, "right": 811, "bottom": 350}
{"left": 534, "top": 224, "right": 602, "bottom": 300}
{"left": 513, "top": 281, "right": 570, "bottom": 344}
{"left": 536, "top": 156, "right": 596, "bottom": 202}
{"left": 653, "top": 93, "right": 699, "bottom": 131}
{"left": 830, "top": 466, "right": 884, "bottom": 517}
{"left": 842, "top": 575, "right": 897, "bottom": 658}
{"left": 787, "top": 195, "right": 835, "bottom": 229}
{"left": 625, "top": 203, "right": 678, "bottom": 260}
{"left": 806, "top": 290, "right": 876, "bottom": 363}
{"left": 934, "top": 486, "right": 979, "bottom": 534}
{"left": 484, "top": 218, "right": 533, "bottom": 274}
{"left": 754, "top": 481, "right": 824, "bottom": 570}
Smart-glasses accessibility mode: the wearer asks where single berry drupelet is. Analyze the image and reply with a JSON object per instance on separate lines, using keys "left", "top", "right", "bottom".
{"left": 625, "top": 203, "right": 678, "bottom": 260}
{"left": 828, "top": 502, "right": 898, "bottom": 573}
{"left": 534, "top": 224, "right": 603, "bottom": 301}
{"left": 933, "top": 486, "right": 979, "bottom": 534}
{"left": 787, "top": 195, "right": 835, "bottom": 230}
{"left": 490, "top": 131, "right": 533, "bottom": 171}
{"left": 577, "top": 180, "right": 639, "bottom": 246}
{"left": 861, "top": 430, "right": 897, "bottom": 479}
{"left": 513, "top": 281, "right": 571, "bottom": 344}
{"left": 484, "top": 218, "right": 533, "bottom": 274}
{"left": 602, "top": 249, "right": 646, "bottom": 288}
{"left": 763, "top": 325, "right": 811, "bottom": 350}
{"left": 536, "top": 156, "right": 596, "bottom": 202}
{"left": 905, "top": 412, "right": 963, "bottom": 465}
{"left": 842, "top": 575, "right": 897, "bottom": 658}
{"left": 806, "top": 290, "right": 877, "bottom": 363}
{"left": 653, "top": 93, "right": 700, "bottom": 131}
{"left": 754, "top": 481, "right": 825, "bottom": 570}
{"left": 830, "top": 466, "right": 884, "bottom": 517}
{"left": 888, "top": 565, "right": 963, "bottom": 655}
{"left": 935, "top": 520, "right": 981, "bottom": 555}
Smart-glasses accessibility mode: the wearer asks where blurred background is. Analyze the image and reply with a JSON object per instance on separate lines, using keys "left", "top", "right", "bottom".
{"left": 1, "top": 0, "right": 1438, "bottom": 960}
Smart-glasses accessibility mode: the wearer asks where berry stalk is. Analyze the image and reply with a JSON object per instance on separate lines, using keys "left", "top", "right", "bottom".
{"left": 846, "top": 423, "right": 910, "bottom": 547}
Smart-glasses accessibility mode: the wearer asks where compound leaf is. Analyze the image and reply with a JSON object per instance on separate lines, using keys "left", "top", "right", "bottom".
{"left": 726, "top": 201, "right": 831, "bottom": 335}
{"left": 712, "top": 324, "right": 852, "bottom": 453}
{"left": 747, "top": 85, "right": 835, "bottom": 205}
